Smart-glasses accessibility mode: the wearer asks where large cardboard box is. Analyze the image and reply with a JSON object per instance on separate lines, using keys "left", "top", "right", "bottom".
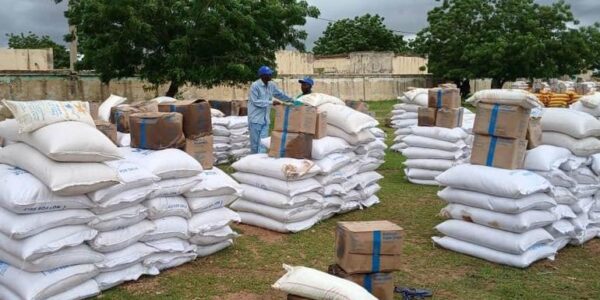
{"left": 94, "top": 120, "right": 117, "bottom": 145}
{"left": 110, "top": 101, "right": 159, "bottom": 133}
{"left": 471, "top": 134, "right": 528, "bottom": 169}
{"left": 428, "top": 87, "right": 461, "bottom": 109}
{"left": 185, "top": 135, "right": 214, "bottom": 169}
{"left": 129, "top": 112, "right": 185, "bottom": 150}
{"left": 269, "top": 131, "right": 313, "bottom": 159}
{"left": 335, "top": 221, "right": 403, "bottom": 274}
{"left": 473, "top": 103, "right": 530, "bottom": 139}
{"left": 158, "top": 99, "right": 212, "bottom": 139}
{"left": 273, "top": 105, "right": 318, "bottom": 134}
{"left": 417, "top": 107, "right": 437, "bottom": 127}
{"left": 526, "top": 117, "right": 542, "bottom": 150}
{"left": 436, "top": 108, "right": 464, "bottom": 129}
{"left": 328, "top": 264, "right": 394, "bottom": 300}
{"left": 209, "top": 100, "right": 232, "bottom": 116}
{"left": 314, "top": 112, "right": 328, "bottom": 139}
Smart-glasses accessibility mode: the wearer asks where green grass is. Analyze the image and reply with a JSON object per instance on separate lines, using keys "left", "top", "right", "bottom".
{"left": 99, "top": 100, "right": 600, "bottom": 300}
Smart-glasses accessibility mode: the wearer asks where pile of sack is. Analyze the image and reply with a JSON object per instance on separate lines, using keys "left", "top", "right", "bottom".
{"left": 576, "top": 82, "right": 597, "bottom": 96}
{"left": 390, "top": 89, "right": 428, "bottom": 152}
{"left": 211, "top": 116, "right": 250, "bottom": 165}
{"left": 550, "top": 79, "right": 575, "bottom": 94}
{"left": 0, "top": 100, "right": 239, "bottom": 299}
{"left": 570, "top": 93, "right": 600, "bottom": 118}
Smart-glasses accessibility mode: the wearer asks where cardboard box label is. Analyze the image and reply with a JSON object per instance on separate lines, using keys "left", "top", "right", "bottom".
{"left": 474, "top": 103, "right": 530, "bottom": 139}
{"left": 274, "top": 105, "right": 318, "bottom": 134}
{"left": 471, "top": 134, "right": 528, "bottom": 169}
{"left": 417, "top": 107, "right": 436, "bottom": 127}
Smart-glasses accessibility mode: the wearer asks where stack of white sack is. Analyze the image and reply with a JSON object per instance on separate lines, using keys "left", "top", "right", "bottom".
{"left": 0, "top": 100, "right": 238, "bottom": 298}
{"left": 550, "top": 79, "right": 575, "bottom": 94}
{"left": 524, "top": 145, "right": 600, "bottom": 246}
{"left": 211, "top": 116, "right": 250, "bottom": 165}
{"left": 390, "top": 89, "right": 428, "bottom": 152}
{"left": 230, "top": 154, "right": 337, "bottom": 233}
{"left": 301, "top": 93, "right": 386, "bottom": 212}
{"left": 570, "top": 93, "right": 600, "bottom": 118}
{"left": 433, "top": 164, "right": 569, "bottom": 268}
{"left": 183, "top": 167, "right": 241, "bottom": 259}
{"left": 402, "top": 127, "right": 473, "bottom": 185}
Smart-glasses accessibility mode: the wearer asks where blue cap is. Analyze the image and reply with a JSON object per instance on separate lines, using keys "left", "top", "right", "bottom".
{"left": 299, "top": 76, "right": 314, "bottom": 87}
{"left": 258, "top": 66, "right": 273, "bottom": 76}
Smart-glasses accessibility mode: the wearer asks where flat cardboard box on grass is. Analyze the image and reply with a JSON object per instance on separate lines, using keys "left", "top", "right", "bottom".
{"left": 436, "top": 108, "right": 464, "bottom": 129}
{"left": 471, "top": 134, "right": 528, "bottom": 169}
{"left": 428, "top": 87, "right": 461, "bottom": 109}
{"left": 328, "top": 264, "right": 394, "bottom": 300}
{"left": 335, "top": 221, "right": 403, "bottom": 274}
{"left": 129, "top": 112, "right": 185, "bottom": 150}
{"left": 273, "top": 105, "right": 318, "bottom": 134}
{"left": 417, "top": 107, "right": 436, "bottom": 127}
{"left": 314, "top": 112, "right": 328, "bottom": 139}
{"left": 526, "top": 117, "right": 542, "bottom": 149}
{"left": 473, "top": 103, "right": 530, "bottom": 139}
{"left": 269, "top": 131, "right": 313, "bottom": 159}
{"left": 185, "top": 135, "right": 214, "bottom": 169}
{"left": 94, "top": 120, "right": 117, "bottom": 145}
{"left": 158, "top": 99, "right": 212, "bottom": 139}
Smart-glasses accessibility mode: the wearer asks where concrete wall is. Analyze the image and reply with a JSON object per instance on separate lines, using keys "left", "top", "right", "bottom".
{"left": 0, "top": 49, "right": 54, "bottom": 71}
{"left": 0, "top": 71, "right": 433, "bottom": 102}
{"left": 393, "top": 56, "right": 428, "bottom": 75}
{"left": 275, "top": 51, "right": 314, "bottom": 75}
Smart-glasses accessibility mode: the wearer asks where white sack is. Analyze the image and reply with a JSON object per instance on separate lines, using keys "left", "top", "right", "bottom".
{"left": 232, "top": 172, "right": 322, "bottom": 196}
{"left": 95, "top": 263, "right": 158, "bottom": 291}
{"left": 327, "top": 125, "right": 376, "bottom": 145}
{"left": 405, "top": 168, "right": 443, "bottom": 181}
{"left": 148, "top": 176, "right": 202, "bottom": 198}
{"left": 436, "top": 165, "right": 552, "bottom": 198}
{"left": 0, "top": 143, "right": 118, "bottom": 196}
{"left": 410, "top": 126, "right": 468, "bottom": 142}
{"left": 91, "top": 185, "right": 157, "bottom": 215}
{"left": 297, "top": 93, "right": 345, "bottom": 107}
{"left": 232, "top": 154, "right": 320, "bottom": 180}
{"left": 237, "top": 211, "right": 324, "bottom": 233}
{"left": 438, "top": 188, "right": 556, "bottom": 214}
{"left": 120, "top": 147, "right": 202, "bottom": 179}
{"left": 144, "top": 238, "right": 195, "bottom": 253}
{"left": 143, "top": 252, "right": 197, "bottom": 271}
{"left": 140, "top": 217, "right": 189, "bottom": 242}
{"left": 0, "top": 207, "right": 95, "bottom": 239}
{"left": 541, "top": 108, "right": 600, "bottom": 138}
{"left": 188, "top": 207, "right": 240, "bottom": 235}
{"left": 2, "top": 99, "right": 95, "bottom": 133}
{"left": 524, "top": 145, "right": 572, "bottom": 171}
{"left": 314, "top": 152, "right": 356, "bottom": 174}
{"left": 186, "top": 194, "right": 237, "bottom": 213}
{"left": 466, "top": 89, "right": 543, "bottom": 109}
{"left": 88, "top": 159, "right": 159, "bottom": 203}
{"left": 96, "top": 242, "right": 158, "bottom": 272}
{"left": 0, "top": 244, "right": 102, "bottom": 273}
{"left": 144, "top": 197, "right": 191, "bottom": 220}
{"left": 89, "top": 221, "right": 155, "bottom": 253}
{"left": 241, "top": 184, "right": 322, "bottom": 208}
{"left": 98, "top": 94, "right": 127, "bottom": 122}
{"left": 404, "top": 159, "right": 458, "bottom": 171}
{"left": 185, "top": 167, "right": 241, "bottom": 198}
{"left": 403, "top": 135, "right": 466, "bottom": 151}
{"left": 402, "top": 147, "right": 466, "bottom": 160}
{"left": 47, "top": 280, "right": 100, "bottom": 300}
{"left": 189, "top": 226, "right": 239, "bottom": 246}
{"left": 231, "top": 199, "right": 322, "bottom": 223}
{"left": 542, "top": 132, "right": 600, "bottom": 157}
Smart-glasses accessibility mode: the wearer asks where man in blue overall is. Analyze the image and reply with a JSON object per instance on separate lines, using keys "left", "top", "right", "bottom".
{"left": 248, "top": 66, "right": 293, "bottom": 154}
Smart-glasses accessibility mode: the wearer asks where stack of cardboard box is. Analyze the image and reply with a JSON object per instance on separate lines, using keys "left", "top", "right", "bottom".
{"left": 471, "top": 103, "right": 541, "bottom": 169}
{"left": 417, "top": 87, "right": 463, "bottom": 128}
{"left": 269, "top": 105, "right": 327, "bottom": 159}
{"left": 157, "top": 100, "right": 214, "bottom": 169}
{"left": 330, "top": 221, "right": 403, "bottom": 300}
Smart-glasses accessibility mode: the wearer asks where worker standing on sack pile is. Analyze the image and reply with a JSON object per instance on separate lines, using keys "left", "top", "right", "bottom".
{"left": 248, "top": 66, "right": 294, "bottom": 154}
{"left": 298, "top": 76, "right": 314, "bottom": 96}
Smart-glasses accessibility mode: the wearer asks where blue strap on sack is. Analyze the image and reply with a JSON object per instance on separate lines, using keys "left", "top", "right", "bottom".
{"left": 363, "top": 274, "right": 373, "bottom": 293}
{"left": 139, "top": 119, "right": 148, "bottom": 149}
{"left": 436, "top": 89, "right": 442, "bottom": 108}
{"left": 486, "top": 136, "right": 498, "bottom": 166}
{"left": 488, "top": 104, "right": 500, "bottom": 135}
{"left": 372, "top": 230, "right": 381, "bottom": 273}
{"left": 278, "top": 106, "right": 291, "bottom": 157}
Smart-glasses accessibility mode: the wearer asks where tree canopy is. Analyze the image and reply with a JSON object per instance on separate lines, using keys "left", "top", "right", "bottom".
{"left": 412, "top": 0, "right": 600, "bottom": 89}
{"left": 313, "top": 14, "right": 408, "bottom": 56}
{"left": 7, "top": 32, "right": 70, "bottom": 69}
{"left": 64, "top": 0, "right": 319, "bottom": 96}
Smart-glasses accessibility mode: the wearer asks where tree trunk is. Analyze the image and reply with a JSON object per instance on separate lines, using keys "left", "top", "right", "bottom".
{"left": 491, "top": 78, "right": 505, "bottom": 89}
{"left": 165, "top": 81, "right": 179, "bottom": 97}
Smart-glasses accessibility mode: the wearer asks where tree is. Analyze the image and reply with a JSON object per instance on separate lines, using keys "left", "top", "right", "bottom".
{"left": 6, "top": 32, "right": 70, "bottom": 69}
{"left": 412, "top": 0, "right": 596, "bottom": 90}
{"left": 64, "top": 0, "right": 319, "bottom": 97}
{"left": 313, "top": 14, "right": 408, "bottom": 55}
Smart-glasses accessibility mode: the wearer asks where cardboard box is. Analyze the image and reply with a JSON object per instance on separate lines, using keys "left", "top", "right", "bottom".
{"left": 158, "top": 99, "right": 212, "bottom": 139}
{"left": 273, "top": 105, "right": 318, "bottom": 134}
{"left": 88, "top": 102, "right": 100, "bottom": 120}
{"left": 436, "top": 108, "right": 464, "bottom": 129}
{"left": 231, "top": 100, "right": 248, "bottom": 116}
{"left": 471, "top": 134, "right": 528, "bottom": 169}
{"left": 110, "top": 101, "right": 159, "bottom": 133}
{"left": 314, "top": 112, "right": 328, "bottom": 139}
{"left": 328, "top": 264, "right": 394, "bottom": 300}
{"left": 129, "top": 112, "right": 186, "bottom": 150}
{"left": 527, "top": 117, "right": 542, "bottom": 149}
{"left": 428, "top": 87, "right": 461, "bottom": 109}
{"left": 209, "top": 100, "right": 232, "bottom": 116}
{"left": 417, "top": 107, "right": 437, "bottom": 127}
{"left": 185, "top": 135, "right": 214, "bottom": 169}
{"left": 473, "top": 103, "right": 530, "bottom": 139}
{"left": 335, "top": 221, "right": 403, "bottom": 274}
{"left": 268, "top": 131, "right": 313, "bottom": 159}
{"left": 94, "top": 120, "right": 117, "bottom": 145}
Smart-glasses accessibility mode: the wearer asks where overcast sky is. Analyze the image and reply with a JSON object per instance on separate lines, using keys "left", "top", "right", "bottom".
{"left": 0, "top": 0, "right": 598, "bottom": 49}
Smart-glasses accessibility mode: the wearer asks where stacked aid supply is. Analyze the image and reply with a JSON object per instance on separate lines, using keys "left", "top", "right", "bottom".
{"left": 390, "top": 89, "right": 428, "bottom": 152}
{"left": 211, "top": 116, "right": 251, "bottom": 165}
